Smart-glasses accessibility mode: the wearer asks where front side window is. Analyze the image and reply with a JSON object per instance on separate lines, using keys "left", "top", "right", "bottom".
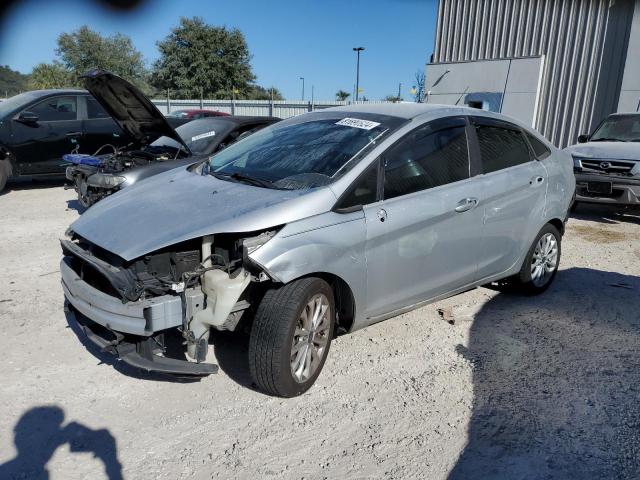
{"left": 473, "top": 118, "right": 531, "bottom": 173}
{"left": 590, "top": 115, "right": 640, "bottom": 142}
{"left": 86, "top": 97, "right": 110, "bottom": 119}
{"left": 336, "top": 160, "right": 379, "bottom": 210}
{"left": 207, "top": 112, "right": 405, "bottom": 190}
{"left": 383, "top": 117, "right": 470, "bottom": 200}
{"left": 29, "top": 96, "right": 77, "bottom": 121}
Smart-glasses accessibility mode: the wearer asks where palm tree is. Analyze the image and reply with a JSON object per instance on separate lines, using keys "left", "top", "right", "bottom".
{"left": 335, "top": 90, "right": 350, "bottom": 101}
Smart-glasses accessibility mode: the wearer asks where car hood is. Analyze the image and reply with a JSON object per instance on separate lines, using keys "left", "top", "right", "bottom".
{"left": 70, "top": 167, "right": 337, "bottom": 261}
{"left": 82, "top": 69, "right": 191, "bottom": 153}
{"left": 565, "top": 142, "right": 640, "bottom": 160}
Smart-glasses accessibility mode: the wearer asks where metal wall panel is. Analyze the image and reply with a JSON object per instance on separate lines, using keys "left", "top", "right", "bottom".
{"left": 432, "top": 0, "right": 636, "bottom": 147}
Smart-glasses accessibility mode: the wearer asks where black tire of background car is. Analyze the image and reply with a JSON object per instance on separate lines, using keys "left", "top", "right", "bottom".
{"left": 249, "top": 277, "right": 335, "bottom": 397}
{"left": 0, "top": 160, "right": 9, "bottom": 193}
{"left": 570, "top": 201, "right": 579, "bottom": 213}
{"left": 512, "top": 223, "right": 562, "bottom": 295}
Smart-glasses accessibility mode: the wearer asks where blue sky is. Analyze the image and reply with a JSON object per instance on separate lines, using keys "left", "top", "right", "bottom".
{"left": 0, "top": 0, "right": 438, "bottom": 100}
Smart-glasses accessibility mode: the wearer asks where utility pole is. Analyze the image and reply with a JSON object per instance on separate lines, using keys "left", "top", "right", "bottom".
{"left": 353, "top": 47, "right": 365, "bottom": 101}
{"left": 398, "top": 82, "right": 402, "bottom": 101}
{"left": 299, "top": 77, "right": 305, "bottom": 101}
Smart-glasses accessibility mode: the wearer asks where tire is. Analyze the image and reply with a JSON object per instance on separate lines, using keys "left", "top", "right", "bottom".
{"left": 249, "top": 277, "right": 335, "bottom": 397}
{"left": 569, "top": 201, "right": 579, "bottom": 213}
{"left": 0, "top": 160, "right": 8, "bottom": 193}
{"left": 512, "top": 223, "right": 562, "bottom": 295}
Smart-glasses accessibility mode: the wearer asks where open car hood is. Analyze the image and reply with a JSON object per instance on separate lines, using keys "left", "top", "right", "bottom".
{"left": 82, "top": 69, "right": 191, "bottom": 153}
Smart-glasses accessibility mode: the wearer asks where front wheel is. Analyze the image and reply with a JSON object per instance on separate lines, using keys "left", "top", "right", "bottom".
{"left": 512, "top": 223, "right": 561, "bottom": 295}
{"left": 249, "top": 277, "right": 335, "bottom": 397}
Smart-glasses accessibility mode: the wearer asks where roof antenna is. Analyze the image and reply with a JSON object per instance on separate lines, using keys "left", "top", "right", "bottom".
{"left": 455, "top": 86, "right": 469, "bottom": 106}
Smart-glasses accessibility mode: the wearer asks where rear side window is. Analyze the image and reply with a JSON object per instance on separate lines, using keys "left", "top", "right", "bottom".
{"left": 86, "top": 97, "right": 110, "bottom": 119}
{"left": 525, "top": 132, "right": 551, "bottom": 159}
{"left": 383, "top": 117, "right": 470, "bottom": 200}
{"left": 473, "top": 118, "right": 532, "bottom": 173}
{"left": 29, "top": 96, "right": 77, "bottom": 121}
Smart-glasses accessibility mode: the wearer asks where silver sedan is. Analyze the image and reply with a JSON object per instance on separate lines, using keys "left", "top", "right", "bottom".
{"left": 61, "top": 104, "right": 575, "bottom": 397}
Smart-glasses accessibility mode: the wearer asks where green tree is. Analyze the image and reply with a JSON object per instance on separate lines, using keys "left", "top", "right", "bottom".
{"left": 335, "top": 90, "right": 350, "bottom": 101}
{"left": 29, "top": 62, "right": 75, "bottom": 89}
{"left": 243, "top": 85, "right": 284, "bottom": 100}
{"left": 152, "top": 17, "right": 255, "bottom": 99}
{"left": 56, "top": 25, "right": 147, "bottom": 85}
{"left": 0, "top": 65, "right": 30, "bottom": 96}
{"left": 383, "top": 94, "right": 402, "bottom": 102}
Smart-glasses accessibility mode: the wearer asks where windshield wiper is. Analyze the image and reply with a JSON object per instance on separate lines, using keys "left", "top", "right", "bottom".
{"left": 590, "top": 137, "right": 625, "bottom": 142}
{"left": 210, "top": 171, "right": 280, "bottom": 189}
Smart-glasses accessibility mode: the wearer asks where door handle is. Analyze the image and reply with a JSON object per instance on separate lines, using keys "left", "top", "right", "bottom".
{"left": 530, "top": 176, "right": 544, "bottom": 185}
{"left": 66, "top": 131, "right": 83, "bottom": 137}
{"left": 376, "top": 208, "right": 388, "bottom": 222}
{"left": 454, "top": 197, "right": 479, "bottom": 213}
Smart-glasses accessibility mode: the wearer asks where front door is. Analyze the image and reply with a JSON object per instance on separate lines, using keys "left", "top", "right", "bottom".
{"left": 11, "top": 95, "right": 83, "bottom": 175}
{"left": 363, "top": 116, "right": 485, "bottom": 319}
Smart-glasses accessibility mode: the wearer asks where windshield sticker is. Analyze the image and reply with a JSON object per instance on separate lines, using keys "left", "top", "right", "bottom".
{"left": 335, "top": 118, "right": 381, "bottom": 130}
{"left": 191, "top": 130, "right": 216, "bottom": 142}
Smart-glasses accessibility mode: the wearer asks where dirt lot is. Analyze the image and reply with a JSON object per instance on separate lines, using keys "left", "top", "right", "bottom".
{"left": 0, "top": 181, "right": 639, "bottom": 480}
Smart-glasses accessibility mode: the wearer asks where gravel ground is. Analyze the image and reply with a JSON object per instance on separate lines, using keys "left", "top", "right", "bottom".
{"left": 0, "top": 181, "right": 638, "bottom": 480}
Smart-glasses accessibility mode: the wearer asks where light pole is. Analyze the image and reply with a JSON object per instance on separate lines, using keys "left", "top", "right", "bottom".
{"left": 353, "top": 47, "right": 365, "bottom": 101}
{"left": 299, "top": 77, "right": 305, "bottom": 101}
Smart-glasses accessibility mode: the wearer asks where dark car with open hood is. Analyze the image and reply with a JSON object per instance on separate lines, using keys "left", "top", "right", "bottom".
{"left": 65, "top": 69, "right": 279, "bottom": 207}
{"left": 0, "top": 80, "right": 190, "bottom": 193}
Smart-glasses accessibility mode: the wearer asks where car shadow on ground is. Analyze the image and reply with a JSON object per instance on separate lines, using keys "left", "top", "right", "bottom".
{"left": 65, "top": 198, "right": 87, "bottom": 214}
{"left": 449, "top": 267, "right": 640, "bottom": 480}
{"left": 570, "top": 202, "right": 640, "bottom": 225}
{"left": 209, "top": 329, "right": 262, "bottom": 393}
{"left": 64, "top": 310, "right": 202, "bottom": 384}
{"left": 0, "top": 405, "right": 123, "bottom": 479}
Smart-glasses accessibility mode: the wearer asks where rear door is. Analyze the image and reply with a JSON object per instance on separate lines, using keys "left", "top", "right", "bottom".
{"left": 11, "top": 95, "right": 83, "bottom": 174}
{"left": 470, "top": 116, "right": 548, "bottom": 280}
{"left": 362, "top": 116, "right": 485, "bottom": 319}
{"left": 80, "top": 95, "right": 128, "bottom": 154}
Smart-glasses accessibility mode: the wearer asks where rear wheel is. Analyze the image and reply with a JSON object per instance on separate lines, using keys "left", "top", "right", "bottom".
{"left": 249, "top": 277, "right": 334, "bottom": 397}
{"left": 512, "top": 223, "right": 561, "bottom": 295}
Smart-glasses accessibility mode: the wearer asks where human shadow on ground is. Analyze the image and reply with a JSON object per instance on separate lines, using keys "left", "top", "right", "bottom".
{"left": 0, "top": 406, "right": 123, "bottom": 480}
{"left": 449, "top": 267, "right": 640, "bottom": 479}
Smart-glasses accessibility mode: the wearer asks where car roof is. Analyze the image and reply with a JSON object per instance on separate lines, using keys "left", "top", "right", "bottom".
{"left": 608, "top": 112, "right": 640, "bottom": 117}
{"left": 326, "top": 102, "right": 483, "bottom": 119}
{"left": 25, "top": 89, "right": 88, "bottom": 97}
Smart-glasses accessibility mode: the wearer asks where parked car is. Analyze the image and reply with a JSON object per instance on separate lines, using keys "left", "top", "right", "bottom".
{"left": 64, "top": 71, "right": 278, "bottom": 207}
{"left": 166, "top": 109, "right": 230, "bottom": 119}
{"left": 0, "top": 87, "right": 189, "bottom": 193}
{"left": 61, "top": 104, "right": 574, "bottom": 397}
{"left": 566, "top": 112, "right": 640, "bottom": 209}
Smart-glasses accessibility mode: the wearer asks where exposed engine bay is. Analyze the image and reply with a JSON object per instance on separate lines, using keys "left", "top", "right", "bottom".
{"left": 65, "top": 144, "right": 186, "bottom": 207}
{"left": 61, "top": 230, "right": 276, "bottom": 372}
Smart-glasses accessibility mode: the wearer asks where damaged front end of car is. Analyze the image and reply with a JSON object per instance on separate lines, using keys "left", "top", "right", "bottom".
{"left": 61, "top": 228, "right": 278, "bottom": 376}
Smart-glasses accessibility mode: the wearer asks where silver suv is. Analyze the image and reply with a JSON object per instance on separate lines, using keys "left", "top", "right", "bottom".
{"left": 61, "top": 104, "right": 575, "bottom": 397}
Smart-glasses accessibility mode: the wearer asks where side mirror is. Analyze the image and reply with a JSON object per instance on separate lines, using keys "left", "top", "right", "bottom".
{"left": 16, "top": 111, "right": 39, "bottom": 124}
{"left": 577, "top": 134, "right": 589, "bottom": 143}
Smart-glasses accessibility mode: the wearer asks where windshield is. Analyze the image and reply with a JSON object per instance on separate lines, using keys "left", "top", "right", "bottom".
{"left": 151, "top": 118, "right": 232, "bottom": 154}
{"left": 590, "top": 115, "right": 640, "bottom": 142}
{"left": 206, "top": 111, "right": 405, "bottom": 190}
{"left": 0, "top": 91, "right": 42, "bottom": 118}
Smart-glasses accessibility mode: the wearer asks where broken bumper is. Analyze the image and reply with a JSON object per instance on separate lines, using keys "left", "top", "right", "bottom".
{"left": 574, "top": 173, "right": 640, "bottom": 206}
{"left": 61, "top": 257, "right": 182, "bottom": 336}
{"left": 61, "top": 258, "right": 217, "bottom": 375}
